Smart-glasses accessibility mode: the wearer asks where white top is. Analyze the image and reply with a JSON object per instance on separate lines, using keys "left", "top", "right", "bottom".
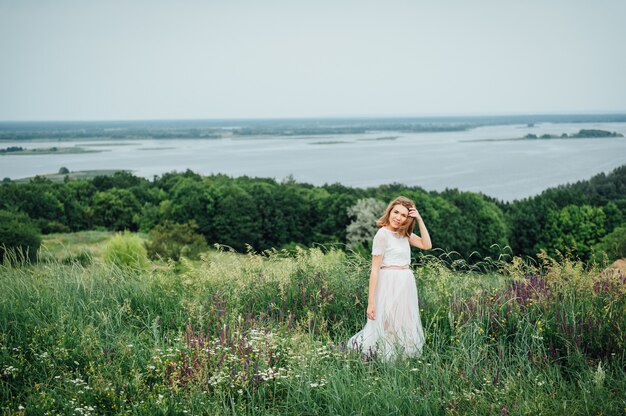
{"left": 371, "top": 227, "right": 416, "bottom": 267}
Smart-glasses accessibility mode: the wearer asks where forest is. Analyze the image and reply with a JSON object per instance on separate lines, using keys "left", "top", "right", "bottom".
{"left": 1, "top": 164, "right": 625, "bottom": 264}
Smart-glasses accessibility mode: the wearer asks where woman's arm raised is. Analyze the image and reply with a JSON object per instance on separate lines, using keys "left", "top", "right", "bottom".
{"left": 408, "top": 207, "right": 432, "bottom": 250}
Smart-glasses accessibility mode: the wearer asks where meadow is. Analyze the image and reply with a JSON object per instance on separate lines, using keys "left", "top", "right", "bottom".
{"left": 1, "top": 233, "right": 625, "bottom": 415}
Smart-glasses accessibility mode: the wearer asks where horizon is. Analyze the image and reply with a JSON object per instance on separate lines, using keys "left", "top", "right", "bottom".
{"left": 2, "top": 111, "right": 626, "bottom": 125}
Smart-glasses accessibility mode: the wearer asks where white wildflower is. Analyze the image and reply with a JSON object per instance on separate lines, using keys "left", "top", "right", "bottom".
{"left": 593, "top": 362, "right": 605, "bottom": 388}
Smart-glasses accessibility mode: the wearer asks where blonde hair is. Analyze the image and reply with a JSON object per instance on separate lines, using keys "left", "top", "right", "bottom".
{"left": 376, "top": 196, "right": 416, "bottom": 238}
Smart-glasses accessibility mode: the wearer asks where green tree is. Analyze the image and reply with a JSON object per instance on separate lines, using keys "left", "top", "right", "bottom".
{"left": 505, "top": 197, "right": 557, "bottom": 258}
{"left": 243, "top": 181, "right": 287, "bottom": 249}
{"left": 210, "top": 185, "right": 261, "bottom": 251}
{"left": 593, "top": 225, "right": 626, "bottom": 263}
{"left": 0, "top": 178, "right": 65, "bottom": 231}
{"left": 63, "top": 180, "right": 97, "bottom": 230}
{"left": 603, "top": 201, "right": 624, "bottom": 232}
{"left": 166, "top": 177, "right": 215, "bottom": 236}
{"left": 90, "top": 188, "right": 142, "bottom": 231}
{"left": 315, "top": 188, "right": 360, "bottom": 244}
{"left": 542, "top": 204, "right": 606, "bottom": 261}
{"left": 440, "top": 190, "right": 510, "bottom": 259}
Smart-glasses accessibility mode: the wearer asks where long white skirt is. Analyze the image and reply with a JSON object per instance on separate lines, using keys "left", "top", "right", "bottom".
{"left": 348, "top": 269, "right": 425, "bottom": 361}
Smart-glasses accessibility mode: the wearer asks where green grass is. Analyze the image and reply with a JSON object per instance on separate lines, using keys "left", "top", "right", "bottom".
{"left": 1, "top": 236, "right": 625, "bottom": 415}
{"left": 38, "top": 231, "right": 115, "bottom": 266}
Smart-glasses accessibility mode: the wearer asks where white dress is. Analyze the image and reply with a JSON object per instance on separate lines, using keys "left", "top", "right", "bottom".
{"left": 348, "top": 227, "right": 425, "bottom": 360}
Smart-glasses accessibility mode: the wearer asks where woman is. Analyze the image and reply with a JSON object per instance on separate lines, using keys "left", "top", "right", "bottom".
{"left": 348, "top": 196, "right": 432, "bottom": 360}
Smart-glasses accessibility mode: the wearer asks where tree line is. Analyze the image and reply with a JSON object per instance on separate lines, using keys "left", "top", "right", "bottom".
{"left": 1, "top": 165, "right": 625, "bottom": 262}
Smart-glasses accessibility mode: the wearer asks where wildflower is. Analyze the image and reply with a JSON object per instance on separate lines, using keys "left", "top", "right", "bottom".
{"left": 593, "top": 362, "right": 605, "bottom": 388}
{"left": 2, "top": 366, "right": 18, "bottom": 375}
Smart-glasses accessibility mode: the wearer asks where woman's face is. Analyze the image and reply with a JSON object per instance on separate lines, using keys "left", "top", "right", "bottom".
{"left": 388, "top": 204, "right": 409, "bottom": 230}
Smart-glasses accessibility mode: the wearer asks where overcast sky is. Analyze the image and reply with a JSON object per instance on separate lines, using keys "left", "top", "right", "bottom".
{"left": 1, "top": 0, "right": 625, "bottom": 121}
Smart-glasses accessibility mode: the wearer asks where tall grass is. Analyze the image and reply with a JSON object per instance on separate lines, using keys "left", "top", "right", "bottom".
{"left": 0, "top": 244, "right": 624, "bottom": 415}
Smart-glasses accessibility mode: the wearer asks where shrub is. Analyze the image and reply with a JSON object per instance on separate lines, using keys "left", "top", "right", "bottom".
{"left": 145, "top": 221, "right": 208, "bottom": 261}
{"left": 0, "top": 210, "right": 41, "bottom": 264}
{"left": 345, "top": 197, "right": 386, "bottom": 249}
{"left": 36, "top": 219, "right": 70, "bottom": 234}
{"left": 593, "top": 225, "right": 626, "bottom": 263}
{"left": 103, "top": 232, "right": 149, "bottom": 271}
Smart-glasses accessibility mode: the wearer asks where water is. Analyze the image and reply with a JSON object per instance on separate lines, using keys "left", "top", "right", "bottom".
{"left": 1, "top": 122, "right": 625, "bottom": 201}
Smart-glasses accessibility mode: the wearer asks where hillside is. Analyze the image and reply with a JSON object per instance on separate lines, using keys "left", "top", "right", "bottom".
{"left": 0, "top": 238, "right": 624, "bottom": 414}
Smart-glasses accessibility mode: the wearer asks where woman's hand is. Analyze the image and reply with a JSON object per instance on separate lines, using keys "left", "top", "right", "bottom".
{"left": 408, "top": 206, "right": 422, "bottom": 221}
{"left": 367, "top": 302, "right": 376, "bottom": 320}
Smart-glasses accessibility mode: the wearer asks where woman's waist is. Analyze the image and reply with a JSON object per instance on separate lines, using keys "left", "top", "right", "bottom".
{"left": 380, "top": 265, "right": 410, "bottom": 270}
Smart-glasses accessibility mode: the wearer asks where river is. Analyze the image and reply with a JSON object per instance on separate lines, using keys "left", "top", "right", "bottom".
{"left": 1, "top": 121, "right": 625, "bottom": 201}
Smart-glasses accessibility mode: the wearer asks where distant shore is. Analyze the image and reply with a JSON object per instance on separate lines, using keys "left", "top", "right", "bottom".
{"left": 2, "top": 114, "right": 626, "bottom": 142}
{"left": 0, "top": 146, "right": 102, "bottom": 155}
{"left": 463, "top": 129, "right": 624, "bottom": 143}
{"left": 11, "top": 169, "right": 126, "bottom": 183}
